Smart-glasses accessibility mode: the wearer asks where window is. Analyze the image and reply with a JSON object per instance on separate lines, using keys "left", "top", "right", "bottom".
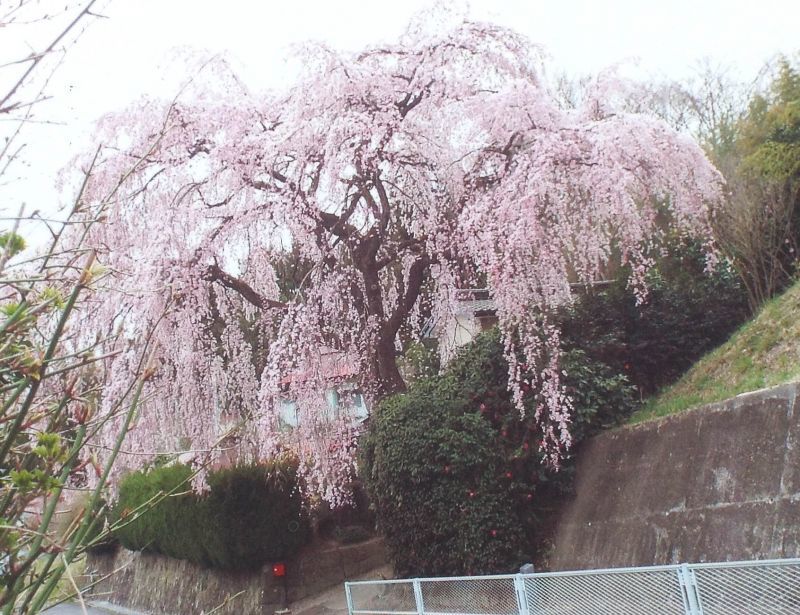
{"left": 339, "top": 387, "right": 369, "bottom": 422}
{"left": 277, "top": 385, "right": 368, "bottom": 429}
{"left": 278, "top": 398, "right": 299, "bottom": 428}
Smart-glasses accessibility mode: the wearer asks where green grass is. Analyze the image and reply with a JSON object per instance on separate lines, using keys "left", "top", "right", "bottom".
{"left": 628, "top": 280, "right": 800, "bottom": 424}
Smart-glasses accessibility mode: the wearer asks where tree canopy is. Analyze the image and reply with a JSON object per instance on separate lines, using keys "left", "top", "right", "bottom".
{"left": 692, "top": 56, "right": 800, "bottom": 310}
{"left": 73, "top": 18, "right": 722, "bottom": 502}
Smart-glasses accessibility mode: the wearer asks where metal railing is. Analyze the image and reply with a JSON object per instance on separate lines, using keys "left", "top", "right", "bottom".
{"left": 344, "top": 558, "right": 800, "bottom": 615}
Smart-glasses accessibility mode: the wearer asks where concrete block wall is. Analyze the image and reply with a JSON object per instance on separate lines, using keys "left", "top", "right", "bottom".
{"left": 549, "top": 382, "right": 800, "bottom": 570}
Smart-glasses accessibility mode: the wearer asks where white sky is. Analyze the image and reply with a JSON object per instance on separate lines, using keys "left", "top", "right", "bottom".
{"left": 1, "top": 0, "right": 798, "bottom": 235}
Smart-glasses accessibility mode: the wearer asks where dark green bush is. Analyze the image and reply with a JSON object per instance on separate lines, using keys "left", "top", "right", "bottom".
{"left": 560, "top": 246, "right": 749, "bottom": 396}
{"left": 360, "top": 330, "right": 637, "bottom": 576}
{"left": 203, "top": 459, "right": 310, "bottom": 570}
{"left": 443, "top": 329, "right": 638, "bottom": 440}
{"left": 114, "top": 463, "right": 194, "bottom": 553}
{"left": 363, "top": 243, "right": 746, "bottom": 576}
{"left": 83, "top": 501, "right": 119, "bottom": 555}
{"left": 315, "top": 482, "right": 374, "bottom": 541}
{"left": 156, "top": 486, "right": 210, "bottom": 565}
{"left": 112, "top": 457, "right": 310, "bottom": 570}
{"left": 360, "top": 381, "right": 525, "bottom": 576}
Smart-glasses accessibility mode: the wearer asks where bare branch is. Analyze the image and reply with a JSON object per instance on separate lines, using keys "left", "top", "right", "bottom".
{"left": 202, "top": 263, "right": 287, "bottom": 311}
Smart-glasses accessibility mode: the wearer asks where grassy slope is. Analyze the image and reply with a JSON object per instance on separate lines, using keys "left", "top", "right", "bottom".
{"left": 629, "top": 280, "right": 800, "bottom": 424}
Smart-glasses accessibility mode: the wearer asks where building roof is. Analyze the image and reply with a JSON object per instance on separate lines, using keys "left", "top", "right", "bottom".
{"left": 421, "top": 289, "right": 496, "bottom": 338}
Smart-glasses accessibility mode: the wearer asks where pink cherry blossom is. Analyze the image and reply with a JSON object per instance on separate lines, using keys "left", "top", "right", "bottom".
{"left": 67, "top": 17, "right": 721, "bottom": 503}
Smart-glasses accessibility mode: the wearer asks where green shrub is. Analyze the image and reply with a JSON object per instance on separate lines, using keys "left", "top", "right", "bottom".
{"left": 113, "top": 463, "right": 200, "bottom": 558}
{"left": 360, "top": 381, "right": 525, "bottom": 576}
{"left": 83, "top": 502, "right": 119, "bottom": 555}
{"left": 443, "top": 329, "right": 638, "bottom": 440}
{"left": 155, "top": 485, "right": 210, "bottom": 565}
{"left": 560, "top": 246, "right": 749, "bottom": 396}
{"left": 333, "top": 525, "right": 372, "bottom": 545}
{"left": 111, "top": 458, "right": 310, "bottom": 570}
{"left": 398, "top": 340, "right": 441, "bottom": 384}
{"left": 315, "top": 482, "right": 374, "bottom": 541}
{"left": 361, "top": 330, "right": 637, "bottom": 576}
{"left": 203, "top": 459, "right": 310, "bottom": 570}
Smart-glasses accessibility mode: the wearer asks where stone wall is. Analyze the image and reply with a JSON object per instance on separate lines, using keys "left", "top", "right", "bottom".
{"left": 88, "top": 537, "right": 388, "bottom": 615}
{"left": 549, "top": 382, "right": 800, "bottom": 570}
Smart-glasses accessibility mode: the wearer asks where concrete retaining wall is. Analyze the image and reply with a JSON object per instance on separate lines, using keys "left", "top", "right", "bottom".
{"left": 88, "top": 537, "right": 387, "bottom": 615}
{"left": 549, "top": 381, "right": 800, "bottom": 570}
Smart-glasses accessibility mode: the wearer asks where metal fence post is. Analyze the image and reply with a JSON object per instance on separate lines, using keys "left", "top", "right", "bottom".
{"left": 413, "top": 579, "right": 425, "bottom": 615}
{"left": 345, "top": 582, "right": 355, "bottom": 615}
{"left": 514, "top": 574, "right": 530, "bottom": 615}
{"left": 679, "top": 564, "right": 704, "bottom": 615}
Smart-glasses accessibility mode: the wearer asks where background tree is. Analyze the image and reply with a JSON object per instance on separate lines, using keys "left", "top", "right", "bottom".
{"left": 712, "top": 57, "right": 800, "bottom": 310}
{"left": 74, "top": 17, "right": 722, "bottom": 500}
{"left": 560, "top": 242, "right": 749, "bottom": 398}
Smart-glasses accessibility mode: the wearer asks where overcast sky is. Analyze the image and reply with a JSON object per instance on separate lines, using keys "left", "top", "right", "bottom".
{"left": 1, "top": 0, "right": 798, "bottom": 234}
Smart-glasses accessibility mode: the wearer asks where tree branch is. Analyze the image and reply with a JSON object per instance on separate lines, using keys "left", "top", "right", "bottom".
{"left": 0, "top": 0, "right": 100, "bottom": 113}
{"left": 203, "top": 264, "right": 286, "bottom": 310}
{"left": 319, "top": 211, "right": 361, "bottom": 240}
{"left": 387, "top": 255, "right": 429, "bottom": 336}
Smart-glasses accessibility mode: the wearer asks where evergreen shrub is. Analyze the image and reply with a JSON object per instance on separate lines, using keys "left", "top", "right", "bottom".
{"left": 360, "top": 381, "right": 525, "bottom": 576}
{"left": 203, "top": 459, "right": 310, "bottom": 569}
{"left": 112, "top": 457, "right": 309, "bottom": 570}
{"left": 360, "top": 330, "right": 637, "bottom": 576}
{"left": 333, "top": 524, "right": 372, "bottom": 545}
{"left": 561, "top": 246, "right": 749, "bottom": 396}
{"left": 114, "top": 462, "right": 193, "bottom": 553}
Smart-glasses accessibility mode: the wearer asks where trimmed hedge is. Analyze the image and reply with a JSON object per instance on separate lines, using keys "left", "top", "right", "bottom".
{"left": 113, "top": 457, "right": 310, "bottom": 570}
{"left": 360, "top": 330, "right": 637, "bottom": 576}
{"left": 204, "top": 462, "right": 309, "bottom": 569}
{"left": 114, "top": 463, "right": 194, "bottom": 554}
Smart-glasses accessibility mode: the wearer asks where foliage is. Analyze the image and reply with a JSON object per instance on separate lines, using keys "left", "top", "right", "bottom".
{"left": 700, "top": 56, "right": 800, "bottom": 310}
{"left": 360, "top": 329, "right": 637, "bottom": 576}
{"left": 70, "top": 12, "right": 721, "bottom": 500}
{"left": 82, "top": 503, "right": 118, "bottom": 555}
{"left": 560, "top": 245, "right": 750, "bottom": 397}
{"left": 397, "top": 341, "right": 441, "bottom": 385}
{"left": 0, "top": 232, "right": 26, "bottom": 259}
{"left": 313, "top": 481, "right": 374, "bottom": 541}
{"left": 610, "top": 56, "right": 799, "bottom": 312}
{"left": 360, "top": 382, "right": 525, "bottom": 576}
{"left": 332, "top": 524, "right": 372, "bottom": 545}
{"left": 0, "top": 3, "right": 166, "bottom": 611}
{"left": 112, "top": 459, "right": 310, "bottom": 570}
{"left": 442, "top": 329, "right": 638, "bottom": 444}
{"left": 113, "top": 463, "right": 202, "bottom": 561}
{"left": 0, "top": 177, "right": 151, "bottom": 615}
{"left": 737, "top": 58, "right": 800, "bottom": 179}
{"left": 203, "top": 459, "right": 310, "bottom": 569}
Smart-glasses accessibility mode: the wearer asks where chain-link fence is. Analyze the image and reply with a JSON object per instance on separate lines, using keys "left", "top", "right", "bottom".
{"left": 344, "top": 558, "right": 800, "bottom": 615}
